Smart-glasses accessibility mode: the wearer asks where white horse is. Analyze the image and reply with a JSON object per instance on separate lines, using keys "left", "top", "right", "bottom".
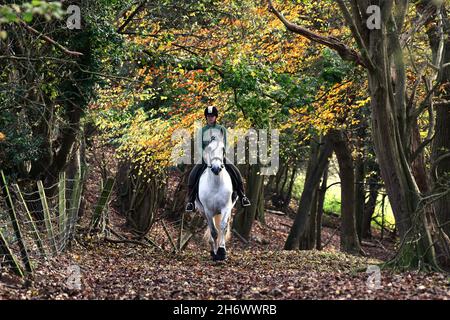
{"left": 195, "top": 135, "right": 237, "bottom": 261}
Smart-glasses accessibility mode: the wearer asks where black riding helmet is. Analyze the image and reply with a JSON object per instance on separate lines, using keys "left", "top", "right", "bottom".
{"left": 204, "top": 106, "right": 218, "bottom": 117}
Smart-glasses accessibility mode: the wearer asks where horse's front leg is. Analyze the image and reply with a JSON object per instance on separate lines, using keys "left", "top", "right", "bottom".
{"left": 216, "top": 207, "right": 231, "bottom": 261}
{"left": 205, "top": 211, "right": 219, "bottom": 260}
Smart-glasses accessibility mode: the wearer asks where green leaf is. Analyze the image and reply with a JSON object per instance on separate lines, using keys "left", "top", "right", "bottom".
{"left": 23, "top": 12, "right": 33, "bottom": 23}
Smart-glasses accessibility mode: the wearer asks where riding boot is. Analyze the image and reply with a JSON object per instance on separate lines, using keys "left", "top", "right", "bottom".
{"left": 185, "top": 185, "right": 196, "bottom": 212}
{"left": 186, "top": 163, "right": 206, "bottom": 212}
{"left": 224, "top": 162, "right": 251, "bottom": 207}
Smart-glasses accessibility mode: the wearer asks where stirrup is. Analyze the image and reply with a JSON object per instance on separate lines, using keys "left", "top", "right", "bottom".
{"left": 241, "top": 196, "right": 251, "bottom": 207}
{"left": 185, "top": 202, "right": 195, "bottom": 212}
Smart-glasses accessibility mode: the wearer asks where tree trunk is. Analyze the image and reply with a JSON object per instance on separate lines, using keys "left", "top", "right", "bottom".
{"left": 284, "top": 136, "right": 333, "bottom": 250}
{"left": 271, "top": 162, "right": 287, "bottom": 208}
{"left": 274, "top": 162, "right": 286, "bottom": 194}
{"left": 256, "top": 181, "right": 265, "bottom": 224}
{"left": 233, "top": 164, "right": 264, "bottom": 240}
{"left": 432, "top": 103, "right": 450, "bottom": 237}
{"left": 66, "top": 134, "right": 87, "bottom": 218}
{"left": 116, "top": 161, "right": 163, "bottom": 236}
{"left": 410, "top": 121, "right": 430, "bottom": 193}
{"left": 283, "top": 166, "right": 298, "bottom": 211}
{"left": 168, "top": 165, "right": 191, "bottom": 219}
{"left": 428, "top": 5, "right": 450, "bottom": 237}
{"left": 299, "top": 189, "right": 318, "bottom": 250}
{"left": 266, "top": 174, "right": 275, "bottom": 194}
{"left": 354, "top": 155, "right": 365, "bottom": 242}
{"left": 280, "top": 165, "right": 289, "bottom": 194}
{"left": 316, "top": 163, "right": 329, "bottom": 250}
{"left": 361, "top": 179, "right": 381, "bottom": 240}
{"left": 368, "top": 34, "right": 436, "bottom": 267}
{"left": 330, "top": 130, "right": 362, "bottom": 254}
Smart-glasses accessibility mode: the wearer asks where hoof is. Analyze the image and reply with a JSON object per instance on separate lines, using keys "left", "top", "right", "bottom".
{"left": 210, "top": 250, "right": 217, "bottom": 261}
{"left": 215, "top": 247, "right": 226, "bottom": 261}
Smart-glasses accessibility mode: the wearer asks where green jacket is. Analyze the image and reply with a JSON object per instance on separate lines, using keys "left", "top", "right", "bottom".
{"left": 197, "top": 123, "right": 227, "bottom": 157}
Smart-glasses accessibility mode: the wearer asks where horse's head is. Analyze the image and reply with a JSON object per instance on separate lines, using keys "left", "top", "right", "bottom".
{"left": 205, "top": 135, "right": 225, "bottom": 175}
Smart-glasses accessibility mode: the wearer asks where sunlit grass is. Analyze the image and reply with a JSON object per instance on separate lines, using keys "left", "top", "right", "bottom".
{"left": 291, "top": 165, "right": 395, "bottom": 231}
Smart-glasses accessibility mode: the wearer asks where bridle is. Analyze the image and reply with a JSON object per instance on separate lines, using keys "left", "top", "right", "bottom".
{"left": 207, "top": 156, "right": 225, "bottom": 169}
{"left": 206, "top": 140, "right": 225, "bottom": 169}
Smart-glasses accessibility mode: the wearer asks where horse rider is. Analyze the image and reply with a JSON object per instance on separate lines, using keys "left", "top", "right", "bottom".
{"left": 185, "top": 106, "right": 251, "bottom": 212}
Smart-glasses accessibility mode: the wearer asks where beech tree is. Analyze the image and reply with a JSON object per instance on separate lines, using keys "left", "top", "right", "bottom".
{"left": 269, "top": 0, "right": 450, "bottom": 269}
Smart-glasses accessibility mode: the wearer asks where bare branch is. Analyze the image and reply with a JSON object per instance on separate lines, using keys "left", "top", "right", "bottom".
{"left": 410, "top": 80, "right": 440, "bottom": 120}
{"left": 117, "top": 0, "right": 147, "bottom": 34}
{"left": 335, "top": 0, "right": 375, "bottom": 70}
{"left": 349, "top": 0, "right": 367, "bottom": 41}
{"left": 434, "top": 100, "right": 450, "bottom": 107}
{"left": 406, "top": 64, "right": 426, "bottom": 112}
{"left": 382, "top": 0, "right": 395, "bottom": 23}
{"left": 20, "top": 22, "right": 83, "bottom": 57}
{"left": 267, "top": 0, "right": 368, "bottom": 68}
{"left": 432, "top": 152, "right": 450, "bottom": 181}
{"left": 400, "top": 3, "right": 435, "bottom": 47}
{"left": 433, "top": 6, "right": 445, "bottom": 81}
{"left": 411, "top": 136, "right": 434, "bottom": 163}
{"left": 393, "top": 0, "right": 409, "bottom": 34}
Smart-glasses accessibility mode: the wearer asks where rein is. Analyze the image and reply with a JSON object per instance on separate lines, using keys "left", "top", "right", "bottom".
{"left": 207, "top": 156, "right": 225, "bottom": 168}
